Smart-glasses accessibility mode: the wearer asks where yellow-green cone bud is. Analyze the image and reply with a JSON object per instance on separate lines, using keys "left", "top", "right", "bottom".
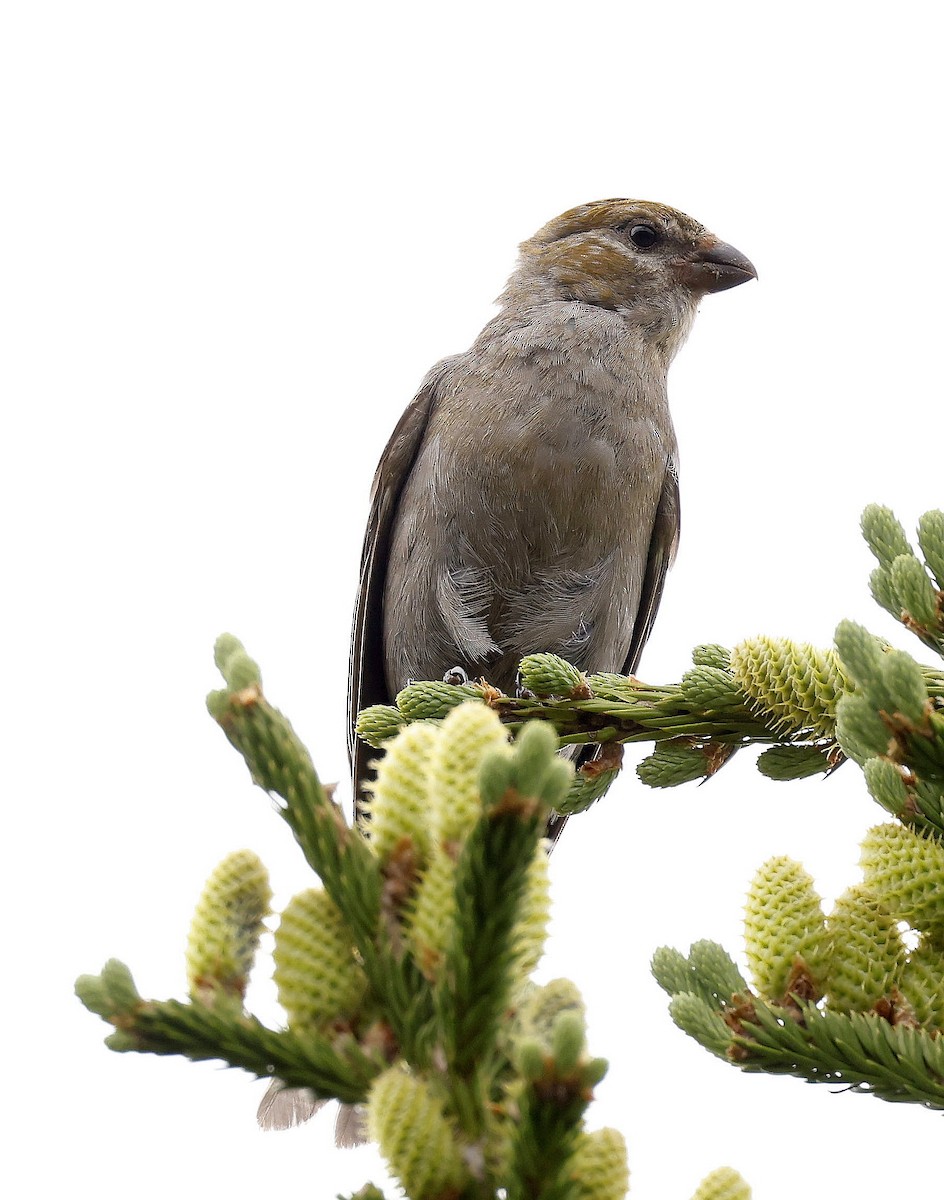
{"left": 428, "top": 700, "right": 508, "bottom": 844}
{"left": 898, "top": 938, "right": 944, "bottom": 1029}
{"left": 364, "top": 721, "right": 438, "bottom": 864}
{"left": 917, "top": 509, "right": 944, "bottom": 591}
{"left": 367, "top": 1068, "right": 468, "bottom": 1199}
{"left": 825, "top": 885, "right": 905, "bottom": 1013}
{"left": 833, "top": 620, "right": 885, "bottom": 691}
{"left": 355, "top": 704, "right": 408, "bottom": 748}
{"left": 479, "top": 744, "right": 516, "bottom": 807}
{"left": 861, "top": 504, "right": 912, "bottom": 567}
{"left": 835, "top": 694, "right": 890, "bottom": 765}
{"left": 687, "top": 940, "right": 748, "bottom": 1006}
{"left": 518, "top": 652, "right": 586, "bottom": 697}
{"left": 539, "top": 756, "right": 578, "bottom": 811}
{"left": 519, "top": 978, "right": 586, "bottom": 1046}
{"left": 651, "top": 946, "right": 692, "bottom": 997}
{"left": 557, "top": 763, "right": 620, "bottom": 815}
{"left": 863, "top": 757, "right": 912, "bottom": 818}
{"left": 668, "top": 993, "right": 731, "bottom": 1058}
{"left": 512, "top": 844, "right": 552, "bottom": 979}
{"left": 870, "top": 565, "right": 900, "bottom": 619}
{"left": 517, "top": 1037, "right": 547, "bottom": 1081}
{"left": 637, "top": 740, "right": 710, "bottom": 787}
{"left": 568, "top": 1127, "right": 629, "bottom": 1200}
{"left": 186, "top": 850, "right": 271, "bottom": 1007}
{"left": 213, "top": 633, "right": 262, "bottom": 689}
{"left": 512, "top": 720, "right": 560, "bottom": 797}
{"left": 692, "top": 644, "right": 732, "bottom": 670}
{"left": 550, "top": 1010, "right": 586, "bottom": 1074}
{"left": 396, "top": 679, "right": 480, "bottom": 721}
{"left": 690, "top": 1166, "right": 752, "bottom": 1200}
{"left": 75, "top": 958, "right": 141, "bottom": 1020}
{"left": 680, "top": 666, "right": 741, "bottom": 711}
{"left": 890, "top": 554, "right": 939, "bottom": 629}
{"left": 408, "top": 850, "right": 457, "bottom": 981}
{"left": 881, "top": 648, "right": 930, "bottom": 723}
{"left": 756, "top": 744, "right": 832, "bottom": 781}
{"left": 585, "top": 672, "right": 639, "bottom": 701}
{"left": 744, "top": 857, "right": 828, "bottom": 1002}
{"left": 273, "top": 888, "right": 367, "bottom": 1030}
{"left": 860, "top": 823, "right": 944, "bottom": 933}
{"left": 730, "top": 637, "right": 846, "bottom": 738}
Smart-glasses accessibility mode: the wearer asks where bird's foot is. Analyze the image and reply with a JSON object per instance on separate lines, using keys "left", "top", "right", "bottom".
{"left": 514, "top": 669, "right": 536, "bottom": 700}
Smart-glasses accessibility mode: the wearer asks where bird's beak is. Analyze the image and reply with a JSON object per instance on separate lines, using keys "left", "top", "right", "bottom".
{"left": 677, "top": 237, "right": 757, "bottom": 293}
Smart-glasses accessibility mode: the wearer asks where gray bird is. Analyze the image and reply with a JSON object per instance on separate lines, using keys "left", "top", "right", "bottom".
{"left": 348, "top": 197, "right": 755, "bottom": 840}
{"left": 260, "top": 199, "right": 755, "bottom": 1135}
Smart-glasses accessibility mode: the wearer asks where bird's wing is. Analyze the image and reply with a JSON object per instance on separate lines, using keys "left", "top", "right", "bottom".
{"left": 622, "top": 456, "right": 681, "bottom": 675}
{"left": 347, "top": 361, "right": 454, "bottom": 813}
{"left": 544, "top": 459, "right": 680, "bottom": 848}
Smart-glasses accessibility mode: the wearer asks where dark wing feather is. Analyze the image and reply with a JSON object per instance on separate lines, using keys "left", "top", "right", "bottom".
{"left": 621, "top": 457, "right": 681, "bottom": 676}
{"left": 347, "top": 364, "right": 452, "bottom": 815}
{"left": 544, "top": 460, "right": 681, "bottom": 846}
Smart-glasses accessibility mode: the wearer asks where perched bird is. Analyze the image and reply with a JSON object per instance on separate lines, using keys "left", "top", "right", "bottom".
{"left": 260, "top": 199, "right": 755, "bottom": 1135}
{"left": 348, "top": 198, "right": 755, "bottom": 837}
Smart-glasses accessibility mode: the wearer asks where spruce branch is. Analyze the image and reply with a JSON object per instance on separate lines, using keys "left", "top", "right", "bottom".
{"left": 83, "top": 649, "right": 680, "bottom": 1197}
{"left": 652, "top": 505, "right": 944, "bottom": 1116}
{"left": 207, "top": 637, "right": 436, "bottom": 1063}
{"left": 654, "top": 942, "right": 944, "bottom": 1109}
{"left": 75, "top": 966, "right": 383, "bottom": 1102}
{"left": 81, "top": 502, "right": 944, "bottom": 1189}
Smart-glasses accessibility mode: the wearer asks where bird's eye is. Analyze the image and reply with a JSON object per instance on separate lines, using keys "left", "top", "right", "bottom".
{"left": 624, "top": 223, "right": 660, "bottom": 249}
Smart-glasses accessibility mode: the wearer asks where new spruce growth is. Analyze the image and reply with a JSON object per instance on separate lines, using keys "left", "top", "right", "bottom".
{"left": 77, "top": 503, "right": 944, "bottom": 1194}
{"left": 185, "top": 849, "right": 271, "bottom": 1009}
{"left": 653, "top": 506, "right": 944, "bottom": 1112}
{"left": 80, "top": 646, "right": 657, "bottom": 1198}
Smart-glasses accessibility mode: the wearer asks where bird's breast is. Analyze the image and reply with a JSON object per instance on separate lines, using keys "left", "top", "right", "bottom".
{"left": 423, "top": 331, "right": 670, "bottom": 575}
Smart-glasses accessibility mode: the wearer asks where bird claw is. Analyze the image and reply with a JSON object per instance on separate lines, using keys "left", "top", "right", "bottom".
{"left": 514, "top": 669, "right": 536, "bottom": 700}
{"left": 442, "top": 665, "right": 469, "bottom": 686}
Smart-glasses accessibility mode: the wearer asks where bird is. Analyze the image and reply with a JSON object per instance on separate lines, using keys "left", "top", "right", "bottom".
{"left": 260, "top": 200, "right": 755, "bottom": 1134}
{"left": 347, "top": 197, "right": 755, "bottom": 839}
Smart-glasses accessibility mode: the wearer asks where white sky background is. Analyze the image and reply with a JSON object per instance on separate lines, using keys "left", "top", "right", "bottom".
{"left": 4, "top": 2, "right": 942, "bottom": 1196}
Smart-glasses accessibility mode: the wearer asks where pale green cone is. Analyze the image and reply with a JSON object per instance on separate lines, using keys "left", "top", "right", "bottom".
{"left": 860, "top": 823, "right": 944, "bottom": 933}
{"left": 186, "top": 850, "right": 271, "bottom": 1007}
{"left": 518, "top": 652, "right": 587, "bottom": 697}
{"left": 568, "top": 1127, "right": 629, "bottom": 1200}
{"left": 518, "top": 978, "right": 587, "bottom": 1047}
{"left": 396, "top": 679, "right": 482, "bottom": 720}
{"left": 408, "top": 848, "right": 457, "bottom": 981}
{"left": 363, "top": 721, "right": 438, "bottom": 864}
{"left": 512, "top": 843, "right": 552, "bottom": 980}
{"left": 917, "top": 509, "right": 944, "bottom": 591}
{"left": 889, "top": 554, "right": 939, "bottom": 630}
{"left": 273, "top": 888, "right": 367, "bottom": 1030}
{"left": 860, "top": 504, "right": 912, "bottom": 567}
{"left": 366, "top": 1067, "right": 468, "bottom": 1199}
{"left": 730, "top": 636, "right": 846, "bottom": 739}
{"left": 355, "top": 703, "right": 407, "bottom": 748}
{"left": 680, "top": 665, "right": 742, "bottom": 710}
{"left": 691, "top": 643, "right": 732, "bottom": 670}
{"left": 825, "top": 885, "right": 905, "bottom": 1013}
{"left": 898, "top": 937, "right": 944, "bottom": 1029}
{"left": 428, "top": 700, "right": 509, "bottom": 844}
{"left": 690, "top": 1166, "right": 752, "bottom": 1200}
{"left": 743, "top": 857, "right": 829, "bottom": 1002}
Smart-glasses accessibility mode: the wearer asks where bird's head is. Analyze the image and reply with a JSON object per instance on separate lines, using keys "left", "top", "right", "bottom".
{"left": 502, "top": 198, "right": 756, "bottom": 358}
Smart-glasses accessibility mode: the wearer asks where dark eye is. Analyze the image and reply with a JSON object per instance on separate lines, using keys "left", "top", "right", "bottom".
{"left": 626, "top": 223, "right": 659, "bottom": 249}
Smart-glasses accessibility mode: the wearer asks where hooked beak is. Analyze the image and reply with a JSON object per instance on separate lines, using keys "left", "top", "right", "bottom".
{"left": 678, "top": 237, "right": 757, "bottom": 293}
